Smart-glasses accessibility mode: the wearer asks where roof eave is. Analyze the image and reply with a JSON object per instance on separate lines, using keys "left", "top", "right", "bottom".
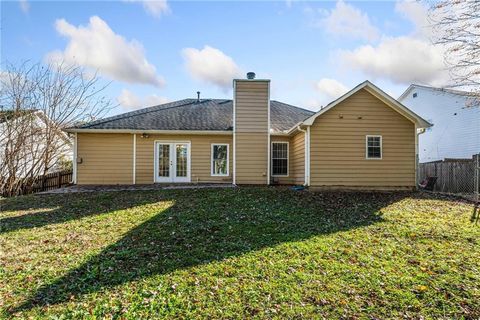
{"left": 64, "top": 128, "right": 233, "bottom": 135}
{"left": 397, "top": 84, "right": 416, "bottom": 101}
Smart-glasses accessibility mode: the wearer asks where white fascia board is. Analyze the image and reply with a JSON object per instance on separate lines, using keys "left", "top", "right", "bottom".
{"left": 398, "top": 84, "right": 416, "bottom": 101}
{"left": 64, "top": 129, "right": 233, "bottom": 135}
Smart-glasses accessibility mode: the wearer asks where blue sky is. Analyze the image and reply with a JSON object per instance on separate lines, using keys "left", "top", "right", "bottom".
{"left": 1, "top": 0, "right": 446, "bottom": 114}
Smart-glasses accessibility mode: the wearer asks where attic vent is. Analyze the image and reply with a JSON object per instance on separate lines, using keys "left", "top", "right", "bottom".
{"left": 413, "top": 92, "right": 418, "bottom": 98}
{"left": 247, "top": 72, "right": 256, "bottom": 80}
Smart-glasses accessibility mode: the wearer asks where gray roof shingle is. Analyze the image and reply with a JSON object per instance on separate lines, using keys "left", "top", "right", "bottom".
{"left": 76, "top": 98, "right": 314, "bottom": 133}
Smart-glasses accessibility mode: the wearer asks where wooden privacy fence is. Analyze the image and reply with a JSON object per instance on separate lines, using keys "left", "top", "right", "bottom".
{"left": 7, "top": 170, "right": 73, "bottom": 196}
{"left": 418, "top": 155, "right": 480, "bottom": 195}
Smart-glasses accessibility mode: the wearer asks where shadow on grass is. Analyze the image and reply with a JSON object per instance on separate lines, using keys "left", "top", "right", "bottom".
{"left": 11, "top": 188, "right": 410, "bottom": 313}
{"left": 0, "top": 192, "right": 158, "bottom": 234}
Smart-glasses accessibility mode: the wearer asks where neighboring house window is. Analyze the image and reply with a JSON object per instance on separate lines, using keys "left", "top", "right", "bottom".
{"left": 271, "top": 142, "right": 289, "bottom": 176}
{"left": 366, "top": 135, "right": 382, "bottom": 159}
{"left": 211, "top": 144, "right": 229, "bottom": 176}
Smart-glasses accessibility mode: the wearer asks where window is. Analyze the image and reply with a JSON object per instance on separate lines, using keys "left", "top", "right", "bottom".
{"left": 272, "top": 142, "right": 289, "bottom": 176}
{"left": 211, "top": 144, "right": 229, "bottom": 176}
{"left": 366, "top": 135, "right": 382, "bottom": 159}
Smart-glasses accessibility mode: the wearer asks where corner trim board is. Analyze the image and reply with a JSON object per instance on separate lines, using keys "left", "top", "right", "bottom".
{"left": 233, "top": 80, "right": 236, "bottom": 185}
{"left": 133, "top": 133, "right": 136, "bottom": 184}
{"left": 267, "top": 82, "right": 271, "bottom": 185}
{"left": 73, "top": 133, "right": 78, "bottom": 184}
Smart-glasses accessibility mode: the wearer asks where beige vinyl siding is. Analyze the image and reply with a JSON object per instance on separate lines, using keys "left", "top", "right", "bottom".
{"left": 235, "top": 132, "right": 268, "bottom": 184}
{"left": 76, "top": 133, "right": 232, "bottom": 185}
{"left": 77, "top": 133, "right": 133, "bottom": 184}
{"left": 309, "top": 88, "right": 415, "bottom": 189}
{"left": 291, "top": 132, "right": 305, "bottom": 185}
{"left": 234, "top": 80, "right": 269, "bottom": 184}
{"left": 136, "top": 134, "right": 233, "bottom": 184}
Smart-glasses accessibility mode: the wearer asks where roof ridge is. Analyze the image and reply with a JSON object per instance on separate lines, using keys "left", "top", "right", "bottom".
{"left": 81, "top": 99, "right": 195, "bottom": 128}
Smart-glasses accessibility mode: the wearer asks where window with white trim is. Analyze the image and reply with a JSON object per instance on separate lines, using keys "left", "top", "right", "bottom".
{"left": 211, "top": 144, "right": 229, "bottom": 176}
{"left": 366, "top": 135, "right": 382, "bottom": 159}
{"left": 271, "top": 142, "right": 289, "bottom": 176}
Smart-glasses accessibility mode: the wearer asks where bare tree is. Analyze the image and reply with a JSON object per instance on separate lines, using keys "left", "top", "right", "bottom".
{"left": 0, "top": 61, "right": 114, "bottom": 196}
{"left": 429, "top": 0, "right": 480, "bottom": 106}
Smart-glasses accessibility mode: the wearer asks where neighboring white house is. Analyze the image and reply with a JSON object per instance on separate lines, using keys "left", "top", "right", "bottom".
{"left": 399, "top": 84, "right": 480, "bottom": 163}
{"left": 0, "top": 110, "right": 73, "bottom": 178}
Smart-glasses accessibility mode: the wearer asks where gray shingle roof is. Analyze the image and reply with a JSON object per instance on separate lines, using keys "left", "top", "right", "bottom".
{"left": 75, "top": 98, "right": 314, "bottom": 133}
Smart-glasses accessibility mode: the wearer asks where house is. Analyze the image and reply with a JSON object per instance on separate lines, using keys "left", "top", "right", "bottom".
{"left": 398, "top": 84, "right": 480, "bottom": 163}
{"left": 65, "top": 75, "right": 431, "bottom": 190}
{"left": 0, "top": 110, "right": 72, "bottom": 178}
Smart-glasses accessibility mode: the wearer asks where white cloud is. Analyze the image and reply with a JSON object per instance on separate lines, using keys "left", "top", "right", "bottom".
{"left": 316, "top": 78, "right": 349, "bottom": 99}
{"left": 303, "top": 98, "right": 323, "bottom": 111}
{"left": 316, "top": 0, "right": 380, "bottom": 42}
{"left": 337, "top": 1, "right": 449, "bottom": 86}
{"left": 19, "top": 0, "right": 30, "bottom": 13}
{"left": 125, "top": 0, "right": 170, "bottom": 18}
{"left": 181, "top": 45, "right": 242, "bottom": 90}
{"left": 46, "top": 16, "right": 165, "bottom": 88}
{"left": 340, "top": 36, "right": 446, "bottom": 86}
{"left": 395, "top": 0, "right": 431, "bottom": 38}
{"left": 117, "top": 89, "right": 169, "bottom": 110}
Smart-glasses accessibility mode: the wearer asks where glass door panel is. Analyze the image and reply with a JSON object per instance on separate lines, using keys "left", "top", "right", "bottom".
{"left": 158, "top": 144, "right": 170, "bottom": 178}
{"left": 176, "top": 144, "right": 188, "bottom": 178}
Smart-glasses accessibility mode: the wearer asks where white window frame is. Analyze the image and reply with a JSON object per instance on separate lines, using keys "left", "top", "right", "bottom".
{"left": 271, "top": 141, "right": 289, "bottom": 177}
{"left": 366, "top": 135, "right": 382, "bottom": 160}
{"left": 211, "top": 143, "right": 229, "bottom": 177}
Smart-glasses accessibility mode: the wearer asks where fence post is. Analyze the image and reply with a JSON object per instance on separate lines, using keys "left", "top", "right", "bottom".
{"left": 57, "top": 171, "right": 62, "bottom": 188}
{"left": 475, "top": 153, "right": 479, "bottom": 203}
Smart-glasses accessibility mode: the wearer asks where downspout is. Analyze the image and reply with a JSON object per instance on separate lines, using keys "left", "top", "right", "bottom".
{"left": 415, "top": 126, "right": 425, "bottom": 190}
{"left": 133, "top": 133, "right": 136, "bottom": 184}
{"left": 73, "top": 133, "right": 77, "bottom": 184}
{"left": 307, "top": 126, "right": 311, "bottom": 186}
{"left": 297, "top": 125, "right": 310, "bottom": 187}
{"left": 267, "top": 83, "right": 271, "bottom": 185}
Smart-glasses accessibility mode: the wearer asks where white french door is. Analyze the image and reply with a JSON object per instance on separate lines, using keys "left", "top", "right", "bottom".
{"left": 155, "top": 142, "right": 191, "bottom": 183}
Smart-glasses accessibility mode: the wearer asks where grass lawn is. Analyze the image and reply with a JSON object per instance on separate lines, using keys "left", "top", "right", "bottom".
{"left": 0, "top": 187, "right": 479, "bottom": 319}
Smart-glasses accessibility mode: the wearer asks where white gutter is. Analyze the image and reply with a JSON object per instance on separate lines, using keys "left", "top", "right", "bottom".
{"left": 285, "top": 121, "right": 304, "bottom": 135}
{"left": 297, "top": 125, "right": 310, "bottom": 186}
{"left": 64, "top": 129, "right": 233, "bottom": 135}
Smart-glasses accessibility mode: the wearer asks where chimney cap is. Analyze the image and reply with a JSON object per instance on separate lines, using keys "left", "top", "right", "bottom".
{"left": 246, "top": 72, "right": 256, "bottom": 80}
{"left": 196, "top": 91, "right": 200, "bottom": 102}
